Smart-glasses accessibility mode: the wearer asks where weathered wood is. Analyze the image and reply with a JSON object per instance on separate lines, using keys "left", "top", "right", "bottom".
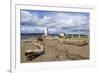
{"left": 58, "top": 38, "right": 88, "bottom": 46}
{"left": 37, "top": 34, "right": 47, "bottom": 42}
{"left": 25, "top": 43, "right": 45, "bottom": 61}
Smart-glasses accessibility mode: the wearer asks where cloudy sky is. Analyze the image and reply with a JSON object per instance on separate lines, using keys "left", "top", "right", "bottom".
{"left": 21, "top": 9, "right": 90, "bottom": 35}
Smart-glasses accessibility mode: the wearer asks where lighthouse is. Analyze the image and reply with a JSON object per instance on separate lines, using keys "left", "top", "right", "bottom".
{"left": 44, "top": 26, "right": 48, "bottom": 36}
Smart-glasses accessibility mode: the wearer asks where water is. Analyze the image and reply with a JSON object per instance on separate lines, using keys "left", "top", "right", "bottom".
{"left": 21, "top": 32, "right": 89, "bottom": 40}
{"left": 21, "top": 33, "right": 60, "bottom": 39}
{"left": 21, "top": 34, "right": 42, "bottom": 40}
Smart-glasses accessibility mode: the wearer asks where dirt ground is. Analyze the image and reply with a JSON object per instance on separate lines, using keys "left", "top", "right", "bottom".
{"left": 21, "top": 37, "right": 89, "bottom": 63}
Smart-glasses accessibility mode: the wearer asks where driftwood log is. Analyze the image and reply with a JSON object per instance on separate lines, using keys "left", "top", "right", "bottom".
{"left": 25, "top": 43, "right": 45, "bottom": 61}
{"left": 37, "top": 34, "right": 47, "bottom": 42}
{"left": 58, "top": 38, "right": 88, "bottom": 46}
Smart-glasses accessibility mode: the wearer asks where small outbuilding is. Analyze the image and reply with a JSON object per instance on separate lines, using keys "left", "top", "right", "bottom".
{"left": 59, "top": 32, "right": 66, "bottom": 38}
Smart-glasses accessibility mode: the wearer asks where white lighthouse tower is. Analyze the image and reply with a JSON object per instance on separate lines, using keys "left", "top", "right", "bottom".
{"left": 44, "top": 25, "right": 48, "bottom": 36}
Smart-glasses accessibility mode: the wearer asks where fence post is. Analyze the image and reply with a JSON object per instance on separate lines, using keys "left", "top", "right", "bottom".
{"left": 78, "top": 34, "right": 80, "bottom": 38}
{"left": 72, "top": 34, "right": 73, "bottom": 38}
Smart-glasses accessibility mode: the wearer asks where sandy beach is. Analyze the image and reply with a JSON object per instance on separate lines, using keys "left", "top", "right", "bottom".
{"left": 21, "top": 37, "right": 89, "bottom": 63}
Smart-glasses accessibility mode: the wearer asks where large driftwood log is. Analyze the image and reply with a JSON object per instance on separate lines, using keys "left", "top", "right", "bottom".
{"left": 58, "top": 38, "right": 88, "bottom": 46}
{"left": 25, "top": 43, "right": 45, "bottom": 61}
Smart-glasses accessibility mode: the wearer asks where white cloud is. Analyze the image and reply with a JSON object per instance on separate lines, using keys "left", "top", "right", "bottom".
{"left": 21, "top": 25, "right": 44, "bottom": 33}
{"left": 36, "top": 16, "right": 51, "bottom": 25}
{"left": 47, "top": 13, "right": 89, "bottom": 29}
{"left": 21, "top": 10, "right": 89, "bottom": 28}
{"left": 21, "top": 10, "right": 39, "bottom": 23}
{"left": 21, "top": 10, "right": 89, "bottom": 34}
